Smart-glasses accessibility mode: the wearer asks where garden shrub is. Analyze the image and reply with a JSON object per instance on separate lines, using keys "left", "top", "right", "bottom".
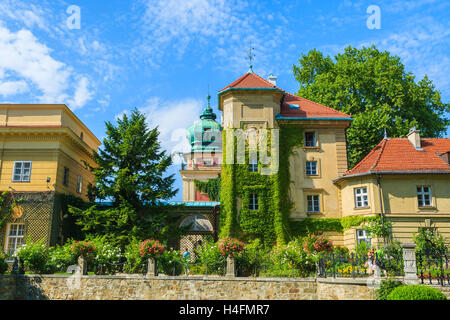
{"left": 332, "top": 246, "right": 350, "bottom": 257}
{"left": 355, "top": 241, "right": 370, "bottom": 258}
{"left": 303, "top": 234, "right": 333, "bottom": 253}
{"left": 414, "top": 228, "right": 448, "bottom": 257}
{"left": 48, "top": 240, "right": 77, "bottom": 273}
{"left": 387, "top": 285, "right": 447, "bottom": 300}
{"left": 194, "top": 239, "right": 226, "bottom": 275}
{"left": 262, "top": 239, "right": 317, "bottom": 277}
{"left": 15, "top": 240, "right": 55, "bottom": 274}
{"left": 123, "top": 238, "right": 146, "bottom": 274}
{"left": 218, "top": 237, "right": 245, "bottom": 257}
{"left": 158, "top": 249, "right": 186, "bottom": 276}
{"left": 87, "top": 236, "right": 122, "bottom": 275}
{"left": 0, "top": 252, "right": 9, "bottom": 274}
{"left": 235, "top": 239, "right": 268, "bottom": 276}
{"left": 376, "top": 279, "right": 404, "bottom": 300}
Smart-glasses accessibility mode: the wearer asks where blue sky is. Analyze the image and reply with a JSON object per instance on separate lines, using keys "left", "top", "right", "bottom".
{"left": 0, "top": 0, "right": 449, "bottom": 200}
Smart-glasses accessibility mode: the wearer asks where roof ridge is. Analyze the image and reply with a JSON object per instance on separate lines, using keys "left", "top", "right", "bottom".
{"left": 369, "top": 138, "right": 388, "bottom": 171}
{"left": 344, "top": 138, "right": 385, "bottom": 175}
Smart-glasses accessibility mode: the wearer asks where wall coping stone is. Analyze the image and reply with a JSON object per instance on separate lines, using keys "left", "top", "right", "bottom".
{"left": 4, "top": 274, "right": 317, "bottom": 283}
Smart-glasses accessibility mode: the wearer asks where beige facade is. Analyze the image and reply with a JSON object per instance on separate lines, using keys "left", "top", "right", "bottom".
{"left": 215, "top": 72, "right": 450, "bottom": 248}
{"left": 0, "top": 104, "right": 100, "bottom": 200}
{"left": 335, "top": 174, "right": 450, "bottom": 246}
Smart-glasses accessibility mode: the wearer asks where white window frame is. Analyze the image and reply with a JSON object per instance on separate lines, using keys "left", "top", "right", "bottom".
{"left": 306, "top": 161, "right": 318, "bottom": 175}
{"left": 356, "top": 229, "right": 371, "bottom": 245}
{"left": 307, "top": 195, "right": 320, "bottom": 213}
{"left": 304, "top": 132, "right": 316, "bottom": 147}
{"left": 248, "top": 158, "right": 258, "bottom": 173}
{"left": 249, "top": 193, "right": 258, "bottom": 210}
{"left": 76, "top": 175, "right": 83, "bottom": 194}
{"left": 354, "top": 187, "right": 369, "bottom": 208}
{"left": 417, "top": 186, "right": 432, "bottom": 207}
{"left": 5, "top": 223, "right": 25, "bottom": 260}
{"left": 12, "top": 161, "right": 32, "bottom": 182}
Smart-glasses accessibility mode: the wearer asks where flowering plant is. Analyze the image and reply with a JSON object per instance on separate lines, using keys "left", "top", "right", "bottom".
{"left": 218, "top": 237, "right": 245, "bottom": 257}
{"left": 303, "top": 234, "right": 333, "bottom": 253}
{"left": 139, "top": 239, "right": 165, "bottom": 259}
{"left": 71, "top": 240, "right": 96, "bottom": 259}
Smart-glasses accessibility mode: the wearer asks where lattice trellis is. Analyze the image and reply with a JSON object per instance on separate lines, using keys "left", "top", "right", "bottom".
{"left": 179, "top": 234, "right": 211, "bottom": 262}
{"left": 0, "top": 192, "right": 57, "bottom": 251}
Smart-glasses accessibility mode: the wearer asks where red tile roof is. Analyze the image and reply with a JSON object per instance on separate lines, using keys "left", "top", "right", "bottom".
{"left": 219, "top": 72, "right": 351, "bottom": 119}
{"left": 219, "top": 72, "right": 282, "bottom": 92}
{"left": 280, "top": 92, "right": 352, "bottom": 119}
{"left": 343, "top": 138, "right": 450, "bottom": 176}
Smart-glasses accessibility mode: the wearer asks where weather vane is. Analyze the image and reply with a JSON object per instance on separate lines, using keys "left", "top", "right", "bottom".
{"left": 246, "top": 47, "right": 255, "bottom": 73}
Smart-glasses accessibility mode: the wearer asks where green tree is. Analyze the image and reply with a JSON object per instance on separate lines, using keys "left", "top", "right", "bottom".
{"left": 70, "top": 109, "right": 182, "bottom": 246}
{"left": 293, "top": 46, "right": 449, "bottom": 167}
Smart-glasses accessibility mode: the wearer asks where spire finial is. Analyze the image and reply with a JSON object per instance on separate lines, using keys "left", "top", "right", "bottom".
{"left": 383, "top": 128, "right": 389, "bottom": 140}
{"left": 207, "top": 84, "right": 211, "bottom": 108}
{"left": 246, "top": 47, "right": 255, "bottom": 73}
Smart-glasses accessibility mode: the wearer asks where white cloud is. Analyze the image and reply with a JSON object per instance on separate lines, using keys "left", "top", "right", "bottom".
{"left": 68, "top": 77, "right": 93, "bottom": 110}
{"left": 361, "top": 17, "right": 450, "bottom": 93}
{"left": 137, "top": 0, "right": 293, "bottom": 75}
{"left": 0, "top": 25, "right": 94, "bottom": 108}
{"left": 139, "top": 97, "right": 204, "bottom": 163}
{"left": 0, "top": 80, "right": 28, "bottom": 96}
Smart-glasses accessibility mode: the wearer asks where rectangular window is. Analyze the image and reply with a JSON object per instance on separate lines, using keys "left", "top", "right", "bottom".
{"left": 417, "top": 186, "right": 432, "bottom": 207}
{"left": 356, "top": 229, "right": 371, "bottom": 245}
{"left": 63, "top": 167, "right": 69, "bottom": 186}
{"left": 304, "top": 132, "right": 316, "bottom": 147}
{"left": 354, "top": 187, "right": 369, "bottom": 208}
{"left": 12, "top": 161, "right": 32, "bottom": 182}
{"left": 306, "top": 161, "right": 317, "bottom": 175}
{"left": 5, "top": 223, "right": 25, "bottom": 258}
{"left": 249, "top": 193, "right": 258, "bottom": 210}
{"left": 307, "top": 195, "right": 320, "bottom": 212}
{"left": 248, "top": 159, "right": 258, "bottom": 172}
{"left": 76, "top": 175, "right": 83, "bottom": 194}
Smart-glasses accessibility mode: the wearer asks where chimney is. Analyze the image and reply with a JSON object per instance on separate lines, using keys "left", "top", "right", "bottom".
{"left": 267, "top": 73, "right": 277, "bottom": 86}
{"left": 407, "top": 126, "right": 421, "bottom": 149}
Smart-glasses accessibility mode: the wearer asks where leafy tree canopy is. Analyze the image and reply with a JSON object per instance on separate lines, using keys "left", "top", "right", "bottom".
{"left": 70, "top": 109, "right": 183, "bottom": 247}
{"left": 293, "top": 45, "right": 449, "bottom": 167}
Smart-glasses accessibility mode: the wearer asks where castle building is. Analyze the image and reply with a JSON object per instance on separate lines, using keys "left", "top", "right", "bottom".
{"left": 182, "top": 71, "right": 450, "bottom": 248}
{"left": 0, "top": 104, "right": 100, "bottom": 257}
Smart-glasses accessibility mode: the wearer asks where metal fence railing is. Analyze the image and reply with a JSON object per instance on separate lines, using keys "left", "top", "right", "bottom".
{"left": 417, "top": 253, "right": 450, "bottom": 286}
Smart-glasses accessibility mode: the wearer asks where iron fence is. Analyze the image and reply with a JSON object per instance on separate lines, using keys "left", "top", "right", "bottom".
{"left": 417, "top": 253, "right": 450, "bottom": 286}
{"left": 317, "top": 251, "right": 404, "bottom": 279}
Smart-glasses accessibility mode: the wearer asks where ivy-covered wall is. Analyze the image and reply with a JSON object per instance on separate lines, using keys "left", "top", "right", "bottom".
{"left": 218, "top": 126, "right": 305, "bottom": 246}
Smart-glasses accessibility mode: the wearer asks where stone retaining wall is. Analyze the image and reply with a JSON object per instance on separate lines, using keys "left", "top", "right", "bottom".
{"left": 1, "top": 275, "right": 447, "bottom": 300}
{"left": 0, "top": 275, "right": 358, "bottom": 300}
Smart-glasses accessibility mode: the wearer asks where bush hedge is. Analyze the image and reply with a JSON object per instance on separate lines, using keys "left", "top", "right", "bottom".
{"left": 387, "top": 285, "right": 447, "bottom": 300}
{"left": 376, "top": 279, "right": 404, "bottom": 300}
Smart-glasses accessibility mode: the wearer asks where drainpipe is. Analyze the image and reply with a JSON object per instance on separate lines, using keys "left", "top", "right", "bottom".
{"left": 377, "top": 174, "right": 387, "bottom": 247}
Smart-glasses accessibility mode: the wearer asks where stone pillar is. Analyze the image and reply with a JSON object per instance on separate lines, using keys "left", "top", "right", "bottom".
{"left": 226, "top": 255, "right": 235, "bottom": 277}
{"left": 147, "top": 258, "right": 157, "bottom": 277}
{"left": 402, "top": 243, "right": 419, "bottom": 285}
{"left": 78, "top": 255, "right": 88, "bottom": 275}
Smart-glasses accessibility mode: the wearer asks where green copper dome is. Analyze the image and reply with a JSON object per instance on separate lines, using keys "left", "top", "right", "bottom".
{"left": 187, "top": 94, "right": 222, "bottom": 152}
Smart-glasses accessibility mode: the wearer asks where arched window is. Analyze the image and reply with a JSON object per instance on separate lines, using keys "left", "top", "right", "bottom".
{"left": 180, "top": 215, "right": 213, "bottom": 232}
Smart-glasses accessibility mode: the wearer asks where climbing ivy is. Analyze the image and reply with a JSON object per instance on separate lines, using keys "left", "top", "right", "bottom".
{"left": 0, "top": 191, "right": 23, "bottom": 230}
{"left": 194, "top": 175, "right": 221, "bottom": 201}
{"left": 289, "top": 215, "right": 377, "bottom": 236}
{"left": 219, "top": 126, "right": 304, "bottom": 247}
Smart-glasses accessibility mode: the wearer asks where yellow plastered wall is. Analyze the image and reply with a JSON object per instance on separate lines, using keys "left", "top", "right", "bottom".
{"left": 289, "top": 125, "right": 349, "bottom": 220}
{"left": 0, "top": 104, "right": 100, "bottom": 201}
{"left": 337, "top": 174, "right": 450, "bottom": 248}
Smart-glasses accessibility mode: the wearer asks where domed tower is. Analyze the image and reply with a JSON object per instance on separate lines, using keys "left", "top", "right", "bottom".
{"left": 181, "top": 93, "right": 222, "bottom": 202}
